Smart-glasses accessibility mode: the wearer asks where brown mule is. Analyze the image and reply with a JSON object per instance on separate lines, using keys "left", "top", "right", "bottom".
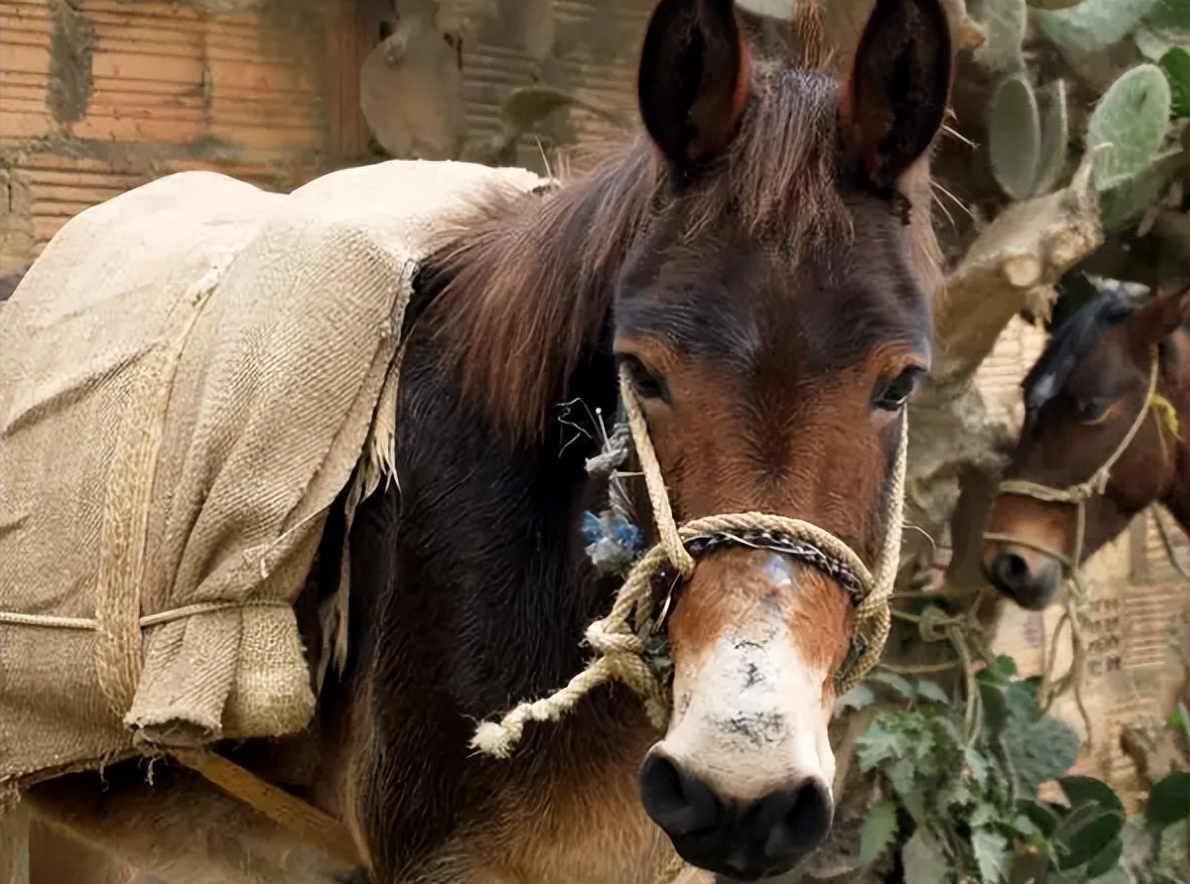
{"left": 24, "top": 0, "right": 951, "bottom": 881}
{"left": 984, "top": 285, "right": 1190, "bottom": 610}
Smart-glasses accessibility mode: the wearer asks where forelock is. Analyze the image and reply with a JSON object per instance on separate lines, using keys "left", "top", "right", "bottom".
{"left": 1022, "top": 293, "right": 1134, "bottom": 413}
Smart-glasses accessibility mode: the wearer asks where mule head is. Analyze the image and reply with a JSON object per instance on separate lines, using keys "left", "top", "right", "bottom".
{"left": 984, "top": 286, "right": 1190, "bottom": 610}
{"left": 624, "top": 0, "right": 951, "bottom": 877}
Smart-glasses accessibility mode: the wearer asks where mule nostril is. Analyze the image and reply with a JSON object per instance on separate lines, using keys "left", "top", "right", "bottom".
{"left": 751, "top": 779, "right": 834, "bottom": 859}
{"left": 639, "top": 752, "right": 722, "bottom": 837}
{"left": 993, "top": 551, "right": 1030, "bottom": 588}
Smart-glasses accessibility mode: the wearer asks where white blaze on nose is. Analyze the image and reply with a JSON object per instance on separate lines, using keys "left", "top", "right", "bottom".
{"left": 661, "top": 554, "right": 836, "bottom": 802}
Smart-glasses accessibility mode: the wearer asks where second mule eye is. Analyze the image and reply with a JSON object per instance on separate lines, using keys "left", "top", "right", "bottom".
{"left": 872, "top": 367, "right": 922, "bottom": 412}
{"left": 620, "top": 355, "right": 670, "bottom": 403}
{"left": 1077, "top": 396, "right": 1111, "bottom": 425}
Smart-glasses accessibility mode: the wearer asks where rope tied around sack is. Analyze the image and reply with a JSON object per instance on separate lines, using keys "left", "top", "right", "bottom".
{"left": 984, "top": 352, "right": 1182, "bottom": 734}
{"left": 471, "top": 366, "right": 908, "bottom": 759}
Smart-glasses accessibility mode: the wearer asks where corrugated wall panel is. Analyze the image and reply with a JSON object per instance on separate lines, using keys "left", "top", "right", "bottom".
{"left": 77, "top": 3, "right": 208, "bottom": 142}
{"left": 1, "top": 0, "right": 343, "bottom": 273}
{"left": 0, "top": 0, "right": 54, "bottom": 139}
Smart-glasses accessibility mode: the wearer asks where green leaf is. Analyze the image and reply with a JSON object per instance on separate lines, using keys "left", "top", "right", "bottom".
{"left": 937, "top": 777, "right": 974, "bottom": 814}
{"left": 936, "top": 715, "right": 964, "bottom": 746}
{"left": 1085, "top": 836, "right": 1124, "bottom": 878}
{"left": 1011, "top": 813, "right": 1043, "bottom": 840}
{"left": 1004, "top": 713, "right": 1081, "bottom": 795}
{"left": 857, "top": 719, "right": 903, "bottom": 771}
{"left": 1058, "top": 811, "right": 1125, "bottom": 870}
{"left": 1037, "top": 0, "right": 1160, "bottom": 55}
{"left": 1055, "top": 801, "right": 1108, "bottom": 839}
{"left": 871, "top": 670, "right": 916, "bottom": 699}
{"left": 1087, "top": 64, "right": 1173, "bottom": 190}
{"left": 1017, "top": 799, "right": 1061, "bottom": 837}
{"left": 902, "top": 828, "right": 952, "bottom": 884}
{"left": 890, "top": 757, "right": 928, "bottom": 824}
{"left": 860, "top": 801, "right": 900, "bottom": 865}
{"left": 975, "top": 0, "right": 1027, "bottom": 73}
{"left": 1034, "top": 80, "right": 1070, "bottom": 194}
{"left": 989, "top": 655, "right": 1019, "bottom": 678}
{"left": 1146, "top": 770, "right": 1190, "bottom": 828}
{"left": 965, "top": 745, "right": 991, "bottom": 786}
{"left": 972, "top": 800, "right": 1000, "bottom": 829}
{"left": 916, "top": 679, "right": 951, "bottom": 704}
{"left": 1059, "top": 776, "right": 1126, "bottom": 814}
{"left": 1161, "top": 47, "right": 1190, "bottom": 117}
{"left": 973, "top": 828, "right": 1010, "bottom": 884}
{"left": 989, "top": 75, "right": 1042, "bottom": 200}
{"left": 1004, "top": 679, "right": 1044, "bottom": 723}
{"left": 837, "top": 683, "right": 877, "bottom": 712}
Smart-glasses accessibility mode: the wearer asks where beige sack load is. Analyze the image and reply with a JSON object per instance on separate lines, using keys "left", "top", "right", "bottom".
{"left": 0, "top": 159, "right": 547, "bottom": 793}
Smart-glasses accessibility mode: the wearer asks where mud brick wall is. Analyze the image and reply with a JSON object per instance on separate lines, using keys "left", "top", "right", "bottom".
{"left": 0, "top": 0, "right": 386, "bottom": 276}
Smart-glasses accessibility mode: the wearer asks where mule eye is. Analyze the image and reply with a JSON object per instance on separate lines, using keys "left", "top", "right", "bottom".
{"left": 620, "top": 355, "right": 669, "bottom": 402}
{"left": 1078, "top": 396, "right": 1111, "bottom": 424}
{"left": 873, "top": 367, "right": 922, "bottom": 412}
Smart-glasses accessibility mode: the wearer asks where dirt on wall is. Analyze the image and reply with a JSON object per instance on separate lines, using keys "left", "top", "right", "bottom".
{"left": 46, "top": 0, "right": 94, "bottom": 127}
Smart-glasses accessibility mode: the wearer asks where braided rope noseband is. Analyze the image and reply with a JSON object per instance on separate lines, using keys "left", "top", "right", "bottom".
{"left": 470, "top": 365, "right": 907, "bottom": 759}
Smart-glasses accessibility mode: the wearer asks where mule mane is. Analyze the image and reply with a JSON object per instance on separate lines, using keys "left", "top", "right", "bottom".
{"left": 1022, "top": 292, "right": 1134, "bottom": 413}
{"left": 425, "top": 62, "right": 852, "bottom": 443}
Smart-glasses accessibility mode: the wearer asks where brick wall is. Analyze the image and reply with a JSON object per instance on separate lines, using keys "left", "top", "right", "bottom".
{"left": 0, "top": 0, "right": 380, "bottom": 276}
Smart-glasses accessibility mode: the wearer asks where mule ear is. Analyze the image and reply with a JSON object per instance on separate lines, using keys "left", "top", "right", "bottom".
{"left": 638, "top": 0, "right": 750, "bottom": 168}
{"left": 842, "top": 0, "right": 952, "bottom": 190}
{"left": 1131, "top": 284, "right": 1190, "bottom": 345}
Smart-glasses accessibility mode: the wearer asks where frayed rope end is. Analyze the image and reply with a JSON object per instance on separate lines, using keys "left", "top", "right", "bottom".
{"left": 470, "top": 720, "right": 519, "bottom": 759}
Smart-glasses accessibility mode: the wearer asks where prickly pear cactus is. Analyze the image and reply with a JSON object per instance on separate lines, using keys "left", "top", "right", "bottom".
{"left": 975, "top": 0, "right": 1187, "bottom": 227}
{"left": 1087, "top": 63, "right": 1177, "bottom": 228}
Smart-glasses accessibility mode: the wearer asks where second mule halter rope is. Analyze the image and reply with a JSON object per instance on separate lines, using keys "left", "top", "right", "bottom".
{"left": 470, "top": 366, "right": 907, "bottom": 759}
{"left": 983, "top": 354, "right": 1167, "bottom": 723}
{"left": 985, "top": 353, "right": 1162, "bottom": 573}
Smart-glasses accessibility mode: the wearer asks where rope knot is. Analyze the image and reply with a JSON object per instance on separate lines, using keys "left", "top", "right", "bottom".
{"left": 584, "top": 620, "right": 644, "bottom": 656}
{"left": 1086, "top": 474, "right": 1110, "bottom": 497}
{"left": 918, "top": 604, "right": 954, "bottom": 642}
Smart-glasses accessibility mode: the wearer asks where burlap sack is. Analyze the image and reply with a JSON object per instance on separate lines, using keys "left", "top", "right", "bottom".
{"left": 0, "top": 159, "right": 547, "bottom": 791}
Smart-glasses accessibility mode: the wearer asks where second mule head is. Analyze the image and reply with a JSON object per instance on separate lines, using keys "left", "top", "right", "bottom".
{"left": 984, "top": 285, "right": 1190, "bottom": 610}
{"left": 621, "top": 0, "right": 951, "bottom": 877}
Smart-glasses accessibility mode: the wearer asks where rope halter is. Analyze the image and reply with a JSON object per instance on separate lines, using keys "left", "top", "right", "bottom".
{"left": 984, "top": 352, "right": 1164, "bottom": 574}
{"left": 471, "top": 366, "right": 908, "bottom": 759}
{"left": 983, "top": 350, "right": 1178, "bottom": 722}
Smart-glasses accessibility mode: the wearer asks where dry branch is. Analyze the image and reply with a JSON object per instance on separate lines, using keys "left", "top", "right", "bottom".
{"left": 903, "top": 151, "right": 1105, "bottom": 561}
